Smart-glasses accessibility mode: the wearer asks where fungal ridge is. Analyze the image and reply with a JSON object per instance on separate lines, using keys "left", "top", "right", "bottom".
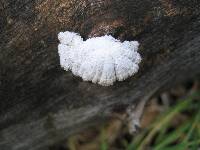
{"left": 58, "top": 31, "right": 141, "bottom": 86}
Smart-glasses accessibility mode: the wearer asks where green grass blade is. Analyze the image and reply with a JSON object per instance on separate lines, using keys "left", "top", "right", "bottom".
{"left": 154, "top": 121, "right": 191, "bottom": 150}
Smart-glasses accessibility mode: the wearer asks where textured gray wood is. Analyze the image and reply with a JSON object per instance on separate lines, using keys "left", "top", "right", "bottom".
{"left": 0, "top": 0, "right": 200, "bottom": 149}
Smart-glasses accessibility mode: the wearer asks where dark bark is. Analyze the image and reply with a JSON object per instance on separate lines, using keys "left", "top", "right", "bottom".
{"left": 0, "top": 0, "right": 200, "bottom": 149}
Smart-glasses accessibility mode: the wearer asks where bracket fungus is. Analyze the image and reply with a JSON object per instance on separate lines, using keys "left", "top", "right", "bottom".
{"left": 58, "top": 31, "right": 141, "bottom": 86}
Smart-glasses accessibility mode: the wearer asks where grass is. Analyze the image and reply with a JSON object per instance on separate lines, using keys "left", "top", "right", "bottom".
{"left": 103, "top": 91, "right": 200, "bottom": 150}
{"left": 66, "top": 84, "right": 200, "bottom": 150}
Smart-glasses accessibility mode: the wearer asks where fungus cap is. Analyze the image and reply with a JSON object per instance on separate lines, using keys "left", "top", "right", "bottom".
{"left": 58, "top": 31, "right": 141, "bottom": 86}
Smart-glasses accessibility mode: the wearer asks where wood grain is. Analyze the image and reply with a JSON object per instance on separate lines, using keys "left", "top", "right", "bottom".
{"left": 0, "top": 0, "right": 200, "bottom": 149}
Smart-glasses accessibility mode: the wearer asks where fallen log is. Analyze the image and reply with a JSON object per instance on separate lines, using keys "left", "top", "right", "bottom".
{"left": 0, "top": 0, "right": 200, "bottom": 149}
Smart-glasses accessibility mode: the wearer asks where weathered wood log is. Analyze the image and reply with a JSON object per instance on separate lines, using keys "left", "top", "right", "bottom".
{"left": 0, "top": 0, "right": 200, "bottom": 149}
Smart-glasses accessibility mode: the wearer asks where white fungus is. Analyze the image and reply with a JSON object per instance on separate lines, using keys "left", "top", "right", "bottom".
{"left": 58, "top": 31, "right": 141, "bottom": 86}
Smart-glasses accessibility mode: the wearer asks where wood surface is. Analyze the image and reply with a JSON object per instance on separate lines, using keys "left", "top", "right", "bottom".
{"left": 0, "top": 0, "right": 200, "bottom": 149}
